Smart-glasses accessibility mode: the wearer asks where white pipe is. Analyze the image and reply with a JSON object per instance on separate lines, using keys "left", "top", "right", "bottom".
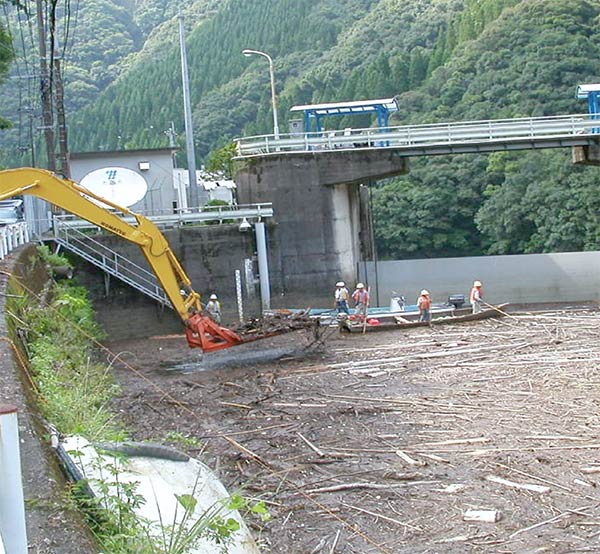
{"left": 254, "top": 221, "right": 271, "bottom": 312}
{"left": 235, "top": 269, "right": 244, "bottom": 323}
{"left": 0, "top": 406, "right": 28, "bottom": 553}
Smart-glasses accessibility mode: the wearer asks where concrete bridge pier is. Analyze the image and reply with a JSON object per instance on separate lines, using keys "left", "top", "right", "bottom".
{"left": 235, "top": 149, "right": 408, "bottom": 307}
{"left": 573, "top": 142, "right": 600, "bottom": 166}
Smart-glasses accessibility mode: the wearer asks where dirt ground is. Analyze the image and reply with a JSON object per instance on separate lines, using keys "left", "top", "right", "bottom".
{"left": 107, "top": 308, "right": 600, "bottom": 554}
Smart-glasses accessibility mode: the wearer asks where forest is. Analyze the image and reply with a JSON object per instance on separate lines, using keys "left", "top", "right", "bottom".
{"left": 0, "top": 0, "right": 599, "bottom": 259}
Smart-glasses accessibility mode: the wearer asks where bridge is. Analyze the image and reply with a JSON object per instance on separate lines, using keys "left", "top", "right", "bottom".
{"left": 234, "top": 100, "right": 600, "bottom": 304}
{"left": 235, "top": 113, "right": 599, "bottom": 158}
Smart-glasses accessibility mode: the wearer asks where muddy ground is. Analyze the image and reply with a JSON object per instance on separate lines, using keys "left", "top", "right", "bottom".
{"left": 107, "top": 308, "right": 600, "bottom": 553}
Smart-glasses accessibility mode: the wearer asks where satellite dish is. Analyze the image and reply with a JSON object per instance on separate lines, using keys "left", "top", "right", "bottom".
{"left": 80, "top": 167, "right": 148, "bottom": 208}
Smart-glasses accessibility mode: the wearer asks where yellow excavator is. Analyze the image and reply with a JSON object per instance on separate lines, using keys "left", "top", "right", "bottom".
{"left": 0, "top": 167, "right": 245, "bottom": 352}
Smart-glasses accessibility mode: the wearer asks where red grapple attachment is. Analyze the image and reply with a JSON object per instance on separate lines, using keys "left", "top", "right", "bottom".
{"left": 185, "top": 313, "right": 244, "bottom": 351}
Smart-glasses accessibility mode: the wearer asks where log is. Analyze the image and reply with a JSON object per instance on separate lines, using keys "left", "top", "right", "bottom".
{"left": 297, "top": 432, "right": 325, "bottom": 457}
{"left": 463, "top": 509, "right": 501, "bottom": 523}
{"left": 395, "top": 449, "right": 426, "bottom": 466}
{"left": 485, "top": 475, "right": 550, "bottom": 493}
{"left": 305, "top": 480, "right": 436, "bottom": 494}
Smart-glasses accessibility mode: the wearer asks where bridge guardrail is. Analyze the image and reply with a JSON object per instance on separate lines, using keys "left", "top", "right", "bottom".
{"left": 0, "top": 222, "right": 29, "bottom": 261}
{"left": 53, "top": 224, "right": 170, "bottom": 306}
{"left": 52, "top": 203, "right": 274, "bottom": 230}
{"left": 235, "top": 114, "right": 598, "bottom": 157}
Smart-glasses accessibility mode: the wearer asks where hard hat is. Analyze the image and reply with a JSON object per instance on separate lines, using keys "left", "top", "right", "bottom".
{"left": 420, "top": 289, "right": 429, "bottom": 296}
{"left": 356, "top": 283, "right": 364, "bottom": 289}
{"left": 210, "top": 294, "right": 218, "bottom": 300}
{"left": 336, "top": 281, "right": 345, "bottom": 287}
{"left": 473, "top": 280, "right": 482, "bottom": 287}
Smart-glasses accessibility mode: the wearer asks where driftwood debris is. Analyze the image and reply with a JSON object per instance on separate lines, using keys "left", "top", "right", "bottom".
{"left": 297, "top": 432, "right": 326, "bottom": 457}
{"left": 485, "top": 475, "right": 551, "bottom": 494}
{"left": 395, "top": 449, "right": 426, "bottom": 466}
{"left": 305, "top": 480, "right": 436, "bottom": 494}
{"left": 463, "top": 509, "right": 501, "bottom": 523}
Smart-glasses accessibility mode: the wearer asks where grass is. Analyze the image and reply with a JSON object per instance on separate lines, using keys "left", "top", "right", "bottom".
{"left": 6, "top": 251, "right": 268, "bottom": 553}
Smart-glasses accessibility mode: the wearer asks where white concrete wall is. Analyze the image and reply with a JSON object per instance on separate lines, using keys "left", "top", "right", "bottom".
{"left": 360, "top": 251, "right": 600, "bottom": 307}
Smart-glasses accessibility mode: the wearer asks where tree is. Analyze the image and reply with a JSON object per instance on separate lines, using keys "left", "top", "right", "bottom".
{"left": 0, "top": 14, "right": 14, "bottom": 130}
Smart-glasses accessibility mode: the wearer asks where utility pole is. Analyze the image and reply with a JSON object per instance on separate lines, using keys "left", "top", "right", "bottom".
{"left": 36, "top": 0, "right": 55, "bottom": 171}
{"left": 178, "top": 9, "right": 199, "bottom": 209}
{"left": 54, "top": 37, "right": 70, "bottom": 177}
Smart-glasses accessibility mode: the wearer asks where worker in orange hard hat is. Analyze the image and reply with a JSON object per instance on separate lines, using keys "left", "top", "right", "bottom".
{"left": 417, "top": 289, "right": 432, "bottom": 323}
{"left": 470, "top": 280, "right": 484, "bottom": 314}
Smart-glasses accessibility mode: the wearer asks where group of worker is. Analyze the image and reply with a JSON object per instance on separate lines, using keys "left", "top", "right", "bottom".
{"left": 334, "top": 281, "right": 370, "bottom": 319}
{"left": 211, "top": 279, "right": 485, "bottom": 326}
{"left": 417, "top": 280, "right": 484, "bottom": 322}
{"left": 335, "top": 279, "right": 484, "bottom": 323}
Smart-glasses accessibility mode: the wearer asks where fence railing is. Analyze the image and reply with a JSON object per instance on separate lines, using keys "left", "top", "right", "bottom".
{"left": 0, "top": 222, "right": 29, "bottom": 261}
{"left": 235, "top": 114, "right": 600, "bottom": 157}
{"left": 52, "top": 203, "right": 274, "bottom": 230}
{"left": 53, "top": 224, "right": 170, "bottom": 307}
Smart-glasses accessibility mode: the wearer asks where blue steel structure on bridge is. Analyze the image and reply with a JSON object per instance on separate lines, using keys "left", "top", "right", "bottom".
{"left": 289, "top": 97, "right": 399, "bottom": 135}
{"left": 237, "top": 85, "right": 600, "bottom": 157}
{"left": 576, "top": 83, "right": 600, "bottom": 132}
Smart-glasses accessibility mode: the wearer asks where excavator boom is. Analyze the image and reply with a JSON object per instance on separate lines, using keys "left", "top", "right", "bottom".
{"left": 0, "top": 168, "right": 243, "bottom": 352}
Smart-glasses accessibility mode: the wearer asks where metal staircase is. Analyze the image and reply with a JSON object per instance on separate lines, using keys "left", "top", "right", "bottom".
{"left": 52, "top": 223, "right": 171, "bottom": 307}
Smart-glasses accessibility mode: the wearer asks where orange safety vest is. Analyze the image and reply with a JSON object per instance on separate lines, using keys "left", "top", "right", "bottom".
{"left": 418, "top": 295, "right": 432, "bottom": 310}
{"left": 470, "top": 286, "right": 483, "bottom": 303}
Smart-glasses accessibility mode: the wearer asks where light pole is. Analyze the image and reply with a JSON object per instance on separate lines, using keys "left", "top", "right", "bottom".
{"left": 242, "top": 49, "right": 280, "bottom": 140}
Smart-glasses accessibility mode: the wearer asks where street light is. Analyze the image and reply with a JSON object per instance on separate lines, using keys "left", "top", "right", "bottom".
{"left": 242, "top": 49, "right": 280, "bottom": 140}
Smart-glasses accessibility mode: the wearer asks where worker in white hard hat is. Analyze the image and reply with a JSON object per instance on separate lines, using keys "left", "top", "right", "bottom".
{"left": 470, "top": 280, "right": 484, "bottom": 314}
{"left": 334, "top": 281, "right": 350, "bottom": 316}
{"left": 352, "top": 283, "right": 370, "bottom": 321}
{"left": 417, "top": 289, "right": 432, "bottom": 323}
{"left": 206, "top": 293, "right": 222, "bottom": 324}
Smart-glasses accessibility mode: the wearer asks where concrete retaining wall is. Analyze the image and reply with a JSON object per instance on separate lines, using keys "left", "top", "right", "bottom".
{"left": 360, "top": 251, "right": 600, "bottom": 307}
{"left": 71, "top": 224, "right": 263, "bottom": 340}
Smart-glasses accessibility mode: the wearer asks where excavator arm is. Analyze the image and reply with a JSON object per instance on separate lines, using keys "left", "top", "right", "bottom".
{"left": 0, "top": 167, "right": 243, "bottom": 352}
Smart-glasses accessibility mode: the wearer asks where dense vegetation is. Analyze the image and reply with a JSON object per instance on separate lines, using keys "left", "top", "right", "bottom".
{"left": 1, "top": 0, "right": 599, "bottom": 258}
{"left": 0, "top": 1, "right": 14, "bottom": 129}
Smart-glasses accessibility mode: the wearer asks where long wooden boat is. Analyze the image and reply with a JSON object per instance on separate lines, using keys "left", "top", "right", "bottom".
{"left": 341, "top": 304, "right": 510, "bottom": 333}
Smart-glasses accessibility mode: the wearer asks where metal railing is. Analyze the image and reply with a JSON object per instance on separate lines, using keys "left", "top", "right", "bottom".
{"left": 52, "top": 203, "right": 274, "bottom": 231}
{"left": 235, "top": 114, "right": 600, "bottom": 157}
{"left": 53, "top": 223, "right": 170, "bottom": 307}
{"left": 50, "top": 203, "right": 274, "bottom": 306}
{"left": 0, "top": 222, "right": 29, "bottom": 261}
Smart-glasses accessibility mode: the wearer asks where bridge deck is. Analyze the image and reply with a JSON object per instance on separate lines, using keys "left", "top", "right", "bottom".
{"left": 235, "top": 114, "right": 599, "bottom": 158}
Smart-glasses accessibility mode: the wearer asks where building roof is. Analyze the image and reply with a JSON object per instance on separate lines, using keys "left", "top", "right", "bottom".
{"left": 71, "top": 147, "right": 178, "bottom": 159}
{"left": 290, "top": 97, "right": 399, "bottom": 115}
{"left": 576, "top": 83, "right": 600, "bottom": 99}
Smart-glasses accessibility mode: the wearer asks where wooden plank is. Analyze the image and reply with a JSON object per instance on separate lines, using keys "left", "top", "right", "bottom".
{"left": 342, "top": 304, "right": 510, "bottom": 334}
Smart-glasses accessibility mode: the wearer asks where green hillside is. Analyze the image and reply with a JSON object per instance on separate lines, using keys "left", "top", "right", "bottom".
{"left": 1, "top": 0, "right": 599, "bottom": 257}
{"left": 373, "top": 0, "right": 600, "bottom": 258}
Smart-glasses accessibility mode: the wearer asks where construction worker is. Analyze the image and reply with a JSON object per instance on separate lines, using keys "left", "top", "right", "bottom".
{"left": 334, "top": 281, "right": 350, "bottom": 315}
{"left": 470, "top": 280, "right": 484, "bottom": 314}
{"left": 352, "top": 283, "right": 370, "bottom": 321}
{"left": 417, "top": 289, "right": 432, "bottom": 323}
{"left": 206, "top": 293, "right": 222, "bottom": 324}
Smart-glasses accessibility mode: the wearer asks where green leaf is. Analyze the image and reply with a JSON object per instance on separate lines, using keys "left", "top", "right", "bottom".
{"left": 176, "top": 493, "right": 198, "bottom": 514}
